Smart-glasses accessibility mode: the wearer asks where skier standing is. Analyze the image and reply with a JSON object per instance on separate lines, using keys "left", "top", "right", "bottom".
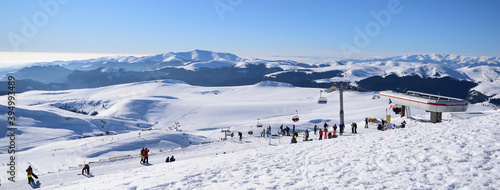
{"left": 238, "top": 132, "right": 243, "bottom": 141}
{"left": 365, "top": 118, "right": 369, "bottom": 128}
{"left": 351, "top": 122, "right": 357, "bottom": 134}
{"left": 313, "top": 125, "right": 317, "bottom": 135}
{"left": 319, "top": 128, "right": 323, "bottom": 140}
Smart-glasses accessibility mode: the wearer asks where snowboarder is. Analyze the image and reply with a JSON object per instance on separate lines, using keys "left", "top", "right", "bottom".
{"left": 339, "top": 124, "right": 345, "bottom": 135}
{"left": 365, "top": 118, "right": 369, "bottom": 128}
{"left": 351, "top": 122, "right": 357, "bottom": 134}
{"left": 143, "top": 148, "right": 150, "bottom": 164}
{"left": 392, "top": 124, "right": 396, "bottom": 129}
{"left": 26, "top": 166, "right": 38, "bottom": 184}
{"left": 377, "top": 124, "right": 383, "bottom": 131}
{"left": 323, "top": 122, "right": 328, "bottom": 130}
{"left": 304, "top": 129, "right": 309, "bottom": 141}
{"left": 401, "top": 120, "right": 406, "bottom": 128}
{"left": 319, "top": 128, "right": 323, "bottom": 140}
{"left": 82, "top": 164, "right": 90, "bottom": 175}
{"left": 285, "top": 126, "right": 290, "bottom": 136}
{"left": 170, "top": 156, "right": 175, "bottom": 162}
{"left": 268, "top": 130, "right": 272, "bottom": 145}
{"left": 323, "top": 128, "right": 328, "bottom": 139}
{"left": 166, "top": 156, "right": 170, "bottom": 162}
{"left": 291, "top": 131, "right": 298, "bottom": 143}
{"left": 231, "top": 132, "right": 234, "bottom": 142}
{"left": 238, "top": 132, "right": 243, "bottom": 141}
{"left": 333, "top": 124, "right": 337, "bottom": 136}
{"left": 280, "top": 125, "right": 284, "bottom": 136}
{"left": 267, "top": 126, "right": 271, "bottom": 138}
{"left": 313, "top": 125, "right": 317, "bottom": 135}
{"left": 292, "top": 125, "right": 295, "bottom": 133}
{"left": 141, "top": 148, "right": 146, "bottom": 163}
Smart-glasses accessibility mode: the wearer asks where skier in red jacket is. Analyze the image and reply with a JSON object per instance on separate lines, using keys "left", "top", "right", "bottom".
{"left": 319, "top": 129, "right": 323, "bottom": 140}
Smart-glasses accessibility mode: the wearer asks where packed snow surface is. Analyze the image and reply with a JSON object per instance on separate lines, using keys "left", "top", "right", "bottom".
{"left": 0, "top": 80, "right": 499, "bottom": 189}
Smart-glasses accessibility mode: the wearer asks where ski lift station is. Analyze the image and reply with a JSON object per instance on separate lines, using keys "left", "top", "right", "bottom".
{"left": 379, "top": 90, "right": 468, "bottom": 123}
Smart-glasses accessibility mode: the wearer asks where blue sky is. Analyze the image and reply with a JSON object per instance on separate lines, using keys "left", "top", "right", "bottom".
{"left": 0, "top": 0, "right": 499, "bottom": 58}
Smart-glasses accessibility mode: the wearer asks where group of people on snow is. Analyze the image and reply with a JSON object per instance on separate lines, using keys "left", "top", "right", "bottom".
{"left": 165, "top": 155, "right": 176, "bottom": 162}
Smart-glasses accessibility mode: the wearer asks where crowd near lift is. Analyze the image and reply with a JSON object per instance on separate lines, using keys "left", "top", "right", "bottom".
{"left": 256, "top": 118, "right": 263, "bottom": 128}
{"left": 292, "top": 110, "right": 300, "bottom": 122}
{"left": 318, "top": 90, "right": 327, "bottom": 104}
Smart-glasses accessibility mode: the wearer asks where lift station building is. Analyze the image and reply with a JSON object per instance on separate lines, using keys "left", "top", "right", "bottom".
{"left": 379, "top": 90, "right": 469, "bottom": 123}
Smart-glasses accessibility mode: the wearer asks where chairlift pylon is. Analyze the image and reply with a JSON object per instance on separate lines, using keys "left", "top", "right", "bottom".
{"left": 318, "top": 90, "right": 327, "bottom": 104}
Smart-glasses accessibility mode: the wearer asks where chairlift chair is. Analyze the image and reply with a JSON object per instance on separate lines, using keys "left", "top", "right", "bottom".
{"left": 292, "top": 110, "right": 300, "bottom": 122}
{"left": 256, "top": 118, "right": 263, "bottom": 127}
{"left": 318, "top": 90, "right": 328, "bottom": 104}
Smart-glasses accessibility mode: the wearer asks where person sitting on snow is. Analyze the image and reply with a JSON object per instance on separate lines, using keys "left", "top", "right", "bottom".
{"left": 170, "top": 156, "right": 175, "bottom": 162}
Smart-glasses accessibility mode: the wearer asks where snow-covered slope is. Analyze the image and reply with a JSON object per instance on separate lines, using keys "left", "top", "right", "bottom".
{"left": 0, "top": 79, "right": 498, "bottom": 189}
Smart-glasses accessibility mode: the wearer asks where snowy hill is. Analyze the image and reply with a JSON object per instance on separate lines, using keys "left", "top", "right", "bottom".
{"left": 0, "top": 80, "right": 498, "bottom": 189}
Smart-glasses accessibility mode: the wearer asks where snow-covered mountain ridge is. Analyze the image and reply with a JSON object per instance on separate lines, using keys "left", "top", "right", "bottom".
{"left": 2, "top": 50, "right": 500, "bottom": 103}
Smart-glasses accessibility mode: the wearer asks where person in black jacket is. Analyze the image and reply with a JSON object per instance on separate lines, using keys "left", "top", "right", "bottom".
{"left": 170, "top": 156, "right": 176, "bottom": 162}
{"left": 82, "top": 164, "right": 90, "bottom": 175}
{"left": 26, "top": 166, "right": 38, "bottom": 184}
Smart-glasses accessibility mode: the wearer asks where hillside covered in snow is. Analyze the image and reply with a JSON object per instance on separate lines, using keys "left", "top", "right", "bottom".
{"left": 0, "top": 80, "right": 498, "bottom": 189}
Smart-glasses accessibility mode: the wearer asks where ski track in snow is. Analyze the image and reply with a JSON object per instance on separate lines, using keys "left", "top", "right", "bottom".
{"left": 2, "top": 111, "right": 497, "bottom": 190}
